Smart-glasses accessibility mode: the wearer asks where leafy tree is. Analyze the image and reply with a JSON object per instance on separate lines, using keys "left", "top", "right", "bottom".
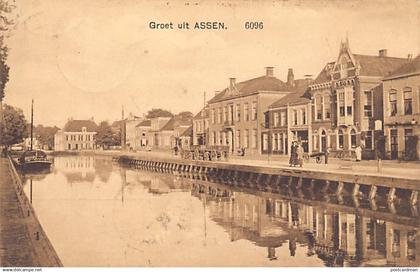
{"left": 0, "top": 0, "right": 16, "bottom": 101}
{"left": 0, "top": 104, "right": 28, "bottom": 146}
{"left": 96, "top": 121, "right": 119, "bottom": 149}
{"left": 34, "top": 125, "right": 60, "bottom": 149}
{"left": 176, "top": 111, "right": 193, "bottom": 120}
{"left": 146, "top": 108, "right": 173, "bottom": 118}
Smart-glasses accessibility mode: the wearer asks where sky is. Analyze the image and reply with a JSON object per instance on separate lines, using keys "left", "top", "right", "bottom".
{"left": 4, "top": 0, "right": 420, "bottom": 127}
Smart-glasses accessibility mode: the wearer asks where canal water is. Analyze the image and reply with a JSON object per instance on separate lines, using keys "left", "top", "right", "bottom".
{"left": 21, "top": 155, "right": 419, "bottom": 267}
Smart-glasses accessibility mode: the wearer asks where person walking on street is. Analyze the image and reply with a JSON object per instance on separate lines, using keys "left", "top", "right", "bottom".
{"left": 289, "top": 142, "right": 297, "bottom": 167}
{"left": 355, "top": 145, "right": 362, "bottom": 162}
{"left": 296, "top": 144, "right": 304, "bottom": 167}
{"left": 324, "top": 147, "right": 329, "bottom": 164}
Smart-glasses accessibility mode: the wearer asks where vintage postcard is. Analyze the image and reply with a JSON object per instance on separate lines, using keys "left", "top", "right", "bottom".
{"left": 0, "top": 0, "right": 419, "bottom": 269}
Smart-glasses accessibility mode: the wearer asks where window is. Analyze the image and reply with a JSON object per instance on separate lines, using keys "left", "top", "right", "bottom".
{"left": 404, "top": 88, "right": 413, "bottom": 115}
{"left": 274, "top": 112, "right": 279, "bottom": 127}
{"left": 244, "top": 129, "right": 249, "bottom": 148}
{"left": 313, "top": 134, "right": 318, "bottom": 150}
{"left": 302, "top": 108, "right": 306, "bottom": 125}
{"left": 389, "top": 90, "right": 398, "bottom": 116}
{"left": 339, "top": 92, "right": 345, "bottom": 117}
{"left": 262, "top": 133, "right": 268, "bottom": 151}
{"left": 211, "top": 109, "right": 215, "bottom": 124}
{"left": 324, "top": 95, "right": 331, "bottom": 119}
{"left": 236, "top": 104, "right": 241, "bottom": 121}
{"left": 365, "top": 131, "right": 373, "bottom": 149}
{"left": 236, "top": 130, "right": 240, "bottom": 148}
{"left": 316, "top": 95, "right": 322, "bottom": 120}
{"left": 293, "top": 110, "right": 298, "bottom": 125}
{"left": 213, "top": 131, "right": 216, "bottom": 145}
{"left": 364, "top": 91, "right": 372, "bottom": 117}
{"left": 217, "top": 108, "right": 222, "bottom": 123}
{"left": 347, "top": 106, "right": 352, "bottom": 115}
{"left": 252, "top": 101, "right": 257, "bottom": 120}
{"left": 223, "top": 106, "right": 227, "bottom": 122}
{"left": 280, "top": 111, "right": 286, "bottom": 126}
{"left": 244, "top": 103, "right": 249, "bottom": 121}
{"left": 350, "top": 129, "right": 357, "bottom": 148}
{"left": 252, "top": 129, "right": 257, "bottom": 148}
{"left": 338, "top": 129, "right": 344, "bottom": 149}
{"left": 272, "top": 133, "right": 278, "bottom": 151}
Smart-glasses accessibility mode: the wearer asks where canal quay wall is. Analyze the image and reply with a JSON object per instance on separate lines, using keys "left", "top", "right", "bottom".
{"left": 112, "top": 153, "right": 420, "bottom": 208}
{"left": 0, "top": 157, "right": 62, "bottom": 267}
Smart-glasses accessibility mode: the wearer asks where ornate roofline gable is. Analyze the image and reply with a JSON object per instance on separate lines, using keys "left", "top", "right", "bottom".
{"left": 332, "top": 39, "right": 358, "bottom": 73}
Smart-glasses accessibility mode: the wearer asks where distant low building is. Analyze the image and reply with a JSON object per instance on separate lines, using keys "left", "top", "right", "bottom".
{"left": 135, "top": 119, "right": 152, "bottom": 149}
{"left": 54, "top": 119, "right": 98, "bottom": 151}
{"left": 125, "top": 113, "right": 143, "bottom": 151}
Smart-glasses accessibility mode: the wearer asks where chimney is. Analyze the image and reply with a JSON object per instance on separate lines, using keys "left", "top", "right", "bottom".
{"left": 379, "top": 49, "right": 387, "bottom": 57}
{"left": 304, "top": 74, "right": 313, "bottom": 84}
{"left": 265, "top": 67, "right": 274, "bottom": 77}
{"left": 229, "top": 77, "right": 236, "bottom": 90}
{"left": 287, "top": 68, "right": 294, "bottom": 86}
{"left": 408, "top": 54, "right": 413, "bottom": 60}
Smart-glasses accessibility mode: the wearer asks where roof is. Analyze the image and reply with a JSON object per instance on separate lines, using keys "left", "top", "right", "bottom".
{"left": 136, "top": 119, "right": 151, "bottom": 127}
{"left": 194, "top": 107, "right": 209, "bottom": 119}
{"left": 384, "top": 55, "right": 420, "bottom": 80}
{"left": 353, "top": 54, "right": 409, "bottom": 77}
{"left": 63, "top": 120, "right": 97, "bottom": 132}
{"left": 209, "top": 75, "right": 289, "bottom": 103}
{"left": 312, "top": 54, "right": 410, "bottom": 86}
{"left": 161, "top": 117, "right": 176, "bottom": 131}
{"left": 312, "top": 62, "right": 335, "bottom": 85}
{"left": 269, "top": 79, "right": 311, "bottom": 108}
{"left": 181, "top": 126, "right": 193, "bottom": 137}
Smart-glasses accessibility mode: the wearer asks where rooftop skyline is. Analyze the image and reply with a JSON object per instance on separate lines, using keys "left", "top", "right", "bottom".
{"left": 3, "top": 0, "right": 420, "bottom": 127}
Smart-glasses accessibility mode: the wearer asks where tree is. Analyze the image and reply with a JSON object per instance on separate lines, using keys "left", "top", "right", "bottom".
{"left": 34, "top": 125, "right": 60, "bottom": 149}
{"left": 96, "top": 121, "right": 119, "bottom": 149}
{"left": 146, "top": 108, "right": 173, "bottom": 119}
{"left": 176, "top": 111, "right": 193, "bottom": 120}
{"left": 0, "top": 0, "right": 16, "bottom": 101}
{"left": 0, "top": 104, "right": 28, "bottom": 146}
{"left": 0, "top": 0, "right": 17, "bottom": 146}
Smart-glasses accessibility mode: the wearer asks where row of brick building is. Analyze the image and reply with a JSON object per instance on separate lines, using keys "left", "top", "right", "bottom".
{"left": 193, "top": 41, "right": 420, "bottom": 160}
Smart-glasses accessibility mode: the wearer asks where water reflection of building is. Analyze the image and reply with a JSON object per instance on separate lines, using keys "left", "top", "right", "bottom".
{"left": 137, "top": 174, "right": 191, "bottom": 194}
{"left": 55, "top": 156, "right": 96, "bottom": 182}
{"left": 189, "top": 181, "right": 419, "bottom": 267}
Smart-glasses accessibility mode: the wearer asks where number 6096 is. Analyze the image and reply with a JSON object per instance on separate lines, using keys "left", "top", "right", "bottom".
{"left": 244, "top": 22, "right": 263, "bottom": 29}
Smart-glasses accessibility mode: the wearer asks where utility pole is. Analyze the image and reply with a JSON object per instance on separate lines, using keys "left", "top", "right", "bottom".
{"left": 30, "top": 99, "right": 34, "bottom": 151}
{"left": 121, "top": 105, "right": 125, "bottom": 151}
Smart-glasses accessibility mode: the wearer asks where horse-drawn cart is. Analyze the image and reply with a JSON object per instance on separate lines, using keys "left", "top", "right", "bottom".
{"left": 180, "top": 145, "right": 230, "bottom": 161}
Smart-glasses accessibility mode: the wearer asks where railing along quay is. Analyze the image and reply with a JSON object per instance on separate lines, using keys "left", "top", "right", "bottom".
{"left": 3, "top": 156, "right": 62, "bottom": 267}
{"left": 115, "top": 154, "right": 420, "bottom": 208}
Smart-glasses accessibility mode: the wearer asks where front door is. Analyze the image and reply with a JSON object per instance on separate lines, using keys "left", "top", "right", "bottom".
{"left": 390, "top": 129, "right": 398, "bottom": 160}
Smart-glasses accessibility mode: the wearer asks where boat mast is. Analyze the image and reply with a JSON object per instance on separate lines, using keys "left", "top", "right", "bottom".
{"left": 30, "top": 99, "right": 33, "bottom": 151}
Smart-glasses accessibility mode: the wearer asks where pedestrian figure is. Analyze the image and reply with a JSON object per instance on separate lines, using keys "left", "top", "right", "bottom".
{"left": 355, "top": 145, "right": 362, "bottom": 162}
{"left": 289, "top": 142, "right": 297, "bottom": 167}
{"left": 324, "top": 147, "right": 329, "bottom": 164}
{"left": 174, "top": 145, "right": 179, "bottom": 156}
{"left": 296, "top": 144, "right": 304, "bottom": 167}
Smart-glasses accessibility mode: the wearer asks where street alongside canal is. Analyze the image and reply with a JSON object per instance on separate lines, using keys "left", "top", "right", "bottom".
{"left": 18, "top": 155, "right": 420, "bottom": 267}
{"left": 0, "top": 158, "right": 62, "bottom": 267}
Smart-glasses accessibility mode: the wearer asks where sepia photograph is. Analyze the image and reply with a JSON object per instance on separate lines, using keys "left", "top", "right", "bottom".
{"left": 0, "top": 0, "right": 419, "bottom": 269}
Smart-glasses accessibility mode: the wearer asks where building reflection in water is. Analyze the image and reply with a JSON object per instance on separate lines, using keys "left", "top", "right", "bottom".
{"left": 189, "top": 180, "right": 419, "bottom": 267}
{"left": 53, "top": 156, "right": 114, "bottom": 183}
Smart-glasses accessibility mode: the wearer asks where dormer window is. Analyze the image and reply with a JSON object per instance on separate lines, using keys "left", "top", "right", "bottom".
{"left": 82, "top": 127, "right": 87, "bottom": 132}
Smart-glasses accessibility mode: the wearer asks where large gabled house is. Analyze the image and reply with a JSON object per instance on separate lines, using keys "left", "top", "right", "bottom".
{"left": 207, "top": 67, "right": 294, "bottom": 155}
{"left": 307, "top": 40, "right": 410, "bottom": 159}
{"left": 54, "top": 119, "right": 98, "bottom": 151}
